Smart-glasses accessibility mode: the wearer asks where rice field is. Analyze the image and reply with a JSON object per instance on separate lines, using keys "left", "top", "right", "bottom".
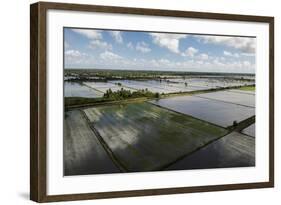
{"left": 83, "top": 102, "right": 228, "bottom": 172}
{"left": 64, "top": 82, "right": 103, "bottom": 98}
{"left": 242, "top": 123, "right": 255, "bottom": 137}
{"left": 195, "top": 90, "right": 255, "bottom": 107}
{"left": 64, "top": 74, "right": 256, "bottom": 175}
{"left": 83, "top": 81, "right": 116, "bottom": 89}
{"left": 64, "top": 110, "right": 120, "bottom": 176}
{"left": 227, "top": 89, "right": 255, "bottom": 95}
{"left": 83, "top": 82, "right": 137, "bottom": 93}
{"left": 151, "top": 95, "right": 255, "bottom": 127}
{"left": 110, "top": 80, "right": 185, "bottom": 94}
{"left": 166, "top": 131, "right": 255, "bottom": 170}
{"left": 108, "top": 78, "right": 254, "bottom": 94}
{"left": 167, "top": 77, "right": 254, "bottom": 89}
{"left": 110, "top": 79, "right": 211, "bottom": 93}
{"left": 65, "top": 77, "right": 255, "bottom": 98}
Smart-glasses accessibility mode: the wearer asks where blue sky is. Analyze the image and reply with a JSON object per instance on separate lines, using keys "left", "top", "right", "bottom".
{"left": 64, "top": 28, "right": 256, "bottom": 73}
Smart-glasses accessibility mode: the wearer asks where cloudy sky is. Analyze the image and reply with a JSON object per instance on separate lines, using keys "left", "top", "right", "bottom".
{"left": 64, "top": 28, "right": 256, "bottom": 73}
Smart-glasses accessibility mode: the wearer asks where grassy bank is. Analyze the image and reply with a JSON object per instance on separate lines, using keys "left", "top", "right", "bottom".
{"left": 65, "top": 88, "right": 160, "bottom": 108}
{"left": 238, "top": 85, "right": 255, "bottom": 91}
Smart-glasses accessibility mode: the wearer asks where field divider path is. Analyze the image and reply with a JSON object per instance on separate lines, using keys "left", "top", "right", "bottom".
{"left": 120, "top": 85, "right": 138, "bottom": 91}
{"left": 108, "top": 81, "right": 138, "bottom": 91}
{"left": 160, "top": 85, "right": 255, "bottom": 100}
{"left": 80, "top": 109, "right": 128, "bottom": 172}
{"left": 82, "top": 82, "right": 106, "bottom": 94}
{"left": 195, "top": 95, "right": 255, "bottom": 108}
{"left": 227, "top": 115, "right": 255, "bottom": 135}
{"left": 226, "top": 89, "right": 255, "bottom": 96}
{"left": 66, "top": 97, "right": 150, "bottom": 110}
{"left": 157, "top": 131, "right": 232, "bottom": 170}
{"left": 159, "top": 115, "right": 255, "bottom": 170}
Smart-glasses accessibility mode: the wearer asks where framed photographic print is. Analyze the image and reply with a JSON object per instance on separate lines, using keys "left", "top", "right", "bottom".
{"left": 30, "top": 1, "right": 274, "bottom": 202}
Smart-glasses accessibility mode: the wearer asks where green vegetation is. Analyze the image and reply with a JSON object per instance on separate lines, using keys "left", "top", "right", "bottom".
{"left": 65, "top": 97, "right": 107, "bottom": 107}
{"left": 65, "top": 88, "right": 160, "bottom": 108}
{"left": 238, "top": 85, "right": 255, "bottom": 91}
{"left": 103, "top": 88, "right": 159, "bottom": 101}
{"left": 65, "top": 68, "right": 255, "bottom": 82}
{"left": 227, "top": 116, "right": 255, "bottom": 132}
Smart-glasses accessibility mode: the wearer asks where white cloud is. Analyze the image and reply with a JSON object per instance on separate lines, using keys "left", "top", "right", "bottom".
{"left": 109, "top": 31, "right": 123, "bottom": 43}
{"left": 107, "top": 54, "right": 253, "bottom": 72}
{"left": 71, "top": 29, "right": 102, "bottom": 40}
{"left": 65, "top": 50, "right": 84, "bottom": 58}
{"left": 65, "top": 49, "right": 89, "bottom": 65}
{"left": 183, "top": 47, "right": 198, "bottom": 57}
{"left": 136, "top": 42, "right": 151, "bottom": 53}
{"left": 158, "top": 58, "right": 170, "bottom": 64}
{"left": 66, "top": 49, "right": 255, "bottom": 73}
{"left": 241, "top": 52, "right": 255, "bottom": 57}
{"left": 233, "top": 53, "right": 240, "bottom": 58}
{"left": 223, "top": 51, "right": 232, "bottom": 56}
{"left": 196, "top": 60, "right": 204, "bottom": 65}
{"left": 127, "top": 42, "right": 134, "bottom": 49}
{"left": 243, "top": 60, "right": 251, "bottom": 67}
{"left": 64, "top": 41, "right": 70, "bottom": 49}
{"left": 198, "top": 53, "right": 209, "bottom": 60}
{"left": 150, "top": 33, "right": 187, "bottom": 53}
{"left": 223, "top": 50, "right": 239, "bottom": 58}
{"left": 99, "top": 51, "right": 122, "bottom": 60}
{"left": 213, "top": 58, "right": 225, "bottom": 67}
{"left": 89, "top": 40, "right": 112, "bottom": 50}
{"left": 198, "top": 36, "right": 256, "bottom": 53}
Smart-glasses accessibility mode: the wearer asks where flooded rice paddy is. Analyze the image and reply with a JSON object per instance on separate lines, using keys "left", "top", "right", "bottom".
{"left": 64, "top": 82, "right": 103, "bottom": 98}
{"left": 151, "top": 94, "right": 255, "bottom": 128}
{"left": 242, "top": 123, "right": 255, "bottom": 137}
{"left": 65, "top": 77, "right": 255, "bottom": 97}
{"left": 64, "top": 110, "right": 120, "bottom": 175}
{"left": 196, "top": 90, "right": 255, "bottom": 107}
{"left": 64, "top": 75, "right": 255, "bottom": 175}
{"left": 82, "top": 102, "right": 227, "bottom": 172}
{"left": 166, "top": 132, "right": 255, "bottom": 171}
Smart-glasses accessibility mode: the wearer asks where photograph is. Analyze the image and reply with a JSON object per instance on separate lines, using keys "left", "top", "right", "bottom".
{"left": 29, "top": 2, "right": 274, "bottom": 202}
{"left": 63, "top": 28, "right": 256, "bottom": 176}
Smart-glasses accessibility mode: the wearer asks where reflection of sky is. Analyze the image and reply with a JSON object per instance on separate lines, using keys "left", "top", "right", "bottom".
{"left": 64, "top": 82, "right": 103, "bottom": 97}
{"left": 64, "top": 110, "right": 120, "bottom": 175}
{"left": 66, "top": 78, "right": 255, "bottom": 98}
{"left": 85, "top": 106, "right": 140, "bottom": 151}
{"left": 110, "top": 78, "right": 254, "bottom": 93}
{"left": 83, "top": 103, "right": 226, "bottom": 171}
{"left": 151, "top": 95, "right": 255, "bottom": 127}
{"left": 64, "top": 28, "right": 256, "bottom": 73}
{"left": 196, "top": 90, "right": 255, "bottom": 107}
{"left": 166, "top": 131, "right": 255, "bottom": 170}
